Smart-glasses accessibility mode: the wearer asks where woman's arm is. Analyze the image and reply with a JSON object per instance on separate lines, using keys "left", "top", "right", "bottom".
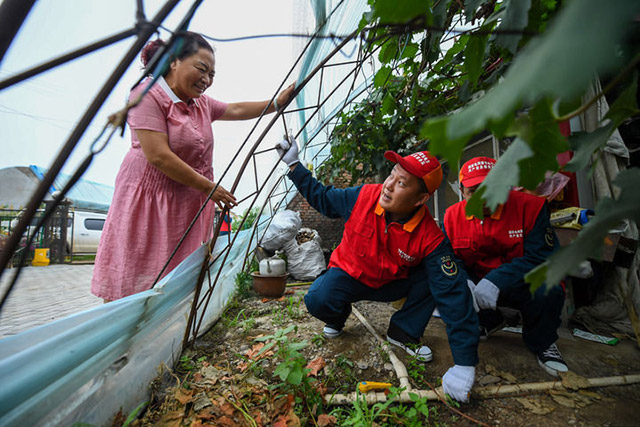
{"left": 219, "top": 83, "right": 295, "bottom": 120}
{"left": 135, "top": 129, "right": 237, "bottom": 208}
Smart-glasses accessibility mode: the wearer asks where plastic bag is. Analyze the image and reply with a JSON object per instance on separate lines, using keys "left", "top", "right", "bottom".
{"left": 261, "top": 210, "right": 302, "bottom": 251}
{"left": 283, "top": 228, "right": 326, "bottom": 280}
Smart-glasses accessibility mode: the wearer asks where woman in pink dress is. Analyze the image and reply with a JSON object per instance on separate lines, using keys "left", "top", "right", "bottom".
{"left": 91, "top": 32, "right": 294, "bottom": 302}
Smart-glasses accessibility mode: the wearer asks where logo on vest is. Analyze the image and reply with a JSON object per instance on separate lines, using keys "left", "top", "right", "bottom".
{"left": 545, "top": 227, "right": 554, "bottom": 247}
{"left": 508, "top": 229, "right": 523, "bottom": 239}
{"left": 398, "top": 249, "right": 416, "bottom": 262}
{"left": 440, "top": 255, "right": 458, "bottom": 277}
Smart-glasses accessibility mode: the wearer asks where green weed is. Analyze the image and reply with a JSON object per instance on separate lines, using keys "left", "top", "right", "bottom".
{"left": 330, "top": 387, "right": 446, "bottom": 426}
{"left": 311, "top": 333, "right": 325, "bottom": 347}
{"left": 285, "top": 295, "right": 304, "bottom": 319}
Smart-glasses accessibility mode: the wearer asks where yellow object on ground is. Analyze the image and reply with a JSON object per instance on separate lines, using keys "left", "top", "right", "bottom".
{"left": 32, "top": 248, "right": 50, "bottom": 266}
{"left": 358, "top": 381, "right": 392, "bottom": 393}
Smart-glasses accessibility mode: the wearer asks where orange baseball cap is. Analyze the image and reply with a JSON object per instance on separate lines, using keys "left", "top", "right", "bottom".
{"left": 384, "top": 150, "right": 443, "bottom": 194}
{"left": 459, "top": 157, "right": 496, "bottom": 187}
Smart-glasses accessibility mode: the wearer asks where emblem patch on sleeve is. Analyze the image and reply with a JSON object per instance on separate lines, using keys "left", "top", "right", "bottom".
{"left": 440, "top": 255, "right": 458, "bottom": 276}
{"left": 545, "top": 227, "right": 555, "bottom": 247}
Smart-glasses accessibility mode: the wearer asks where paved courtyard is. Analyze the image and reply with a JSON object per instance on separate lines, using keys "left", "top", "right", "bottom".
{"left": 0, "top": 263, "right": 101, "bottom": 339}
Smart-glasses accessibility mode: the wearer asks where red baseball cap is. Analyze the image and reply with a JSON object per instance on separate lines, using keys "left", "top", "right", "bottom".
{"left": 384, "top": 150, "right": 443, "bottom": 194}
{"left": 459, "top": 157, "right": 496, "bottom": 187}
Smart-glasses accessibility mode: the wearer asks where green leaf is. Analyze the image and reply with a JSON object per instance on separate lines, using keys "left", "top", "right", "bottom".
{"left": 527, "top": 168, "right": 640, "bottom": 289}
{"left": 287, "top": 366, "right": 304, "bottom": 385}
{"left": 465, "top": 33, "right": 488, "bottom": 87}
{"left": 464, "top": 0, "right": 486, "bottom": 22}
{"left": 274, "top": 363, "right": 291, "bottom": 381}
{"left": 565, "top": 123, "right": 615, "bottom": 172}
{"left": 466, "top": 186, "right": 487, "bottom": 219}
{"left": 525, "top": 263, "right": 548, "bottom": 295}
{"left": 421, "top": 116, "right": 467, "bottom": 167}
{"left": 400, "top": 43, "right": 419, "bottom": 59}
{"left": 495, "top": 0, "right": 531, "bottom": 54}
{"left": 566, "top": 76, "right": 638, "bottom": 172}
{"left": 509, "top": 99, "right": 568, "bottom": 188}
{"left": 370, "top": 0, "right": 432, "bottom": 24}
{"left": 379, "top": 38, "right": 398, "bottom": 64}
{"left": 374, "top": 66, "right": 393, "bottom": 88}
{"left": 123, "top": 401, "right": 148, "bottom": 427}
{"left": 382, "top": 92, "right": 396, "bottom": 115}
{"left": 439, "top": 35, "right": 468, "bottom": 69}
{"left": 604, "top": 73, "right": 640, "bottom": 127}
{"left": 422, "top": 0, "right": 640, "bottom": 155}
{"left": 471, "top": 138, "right": 534, "bottom": 214}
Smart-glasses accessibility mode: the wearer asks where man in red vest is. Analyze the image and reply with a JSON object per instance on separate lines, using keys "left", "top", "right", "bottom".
{"left": 443, "top": 157, "right": 568, "bottom": 376}
{"left": 277, "top": 136, "right": 479, "bottom": 402}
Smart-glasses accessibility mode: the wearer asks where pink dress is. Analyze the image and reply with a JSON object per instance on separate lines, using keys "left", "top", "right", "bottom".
{"left": 91, "top": 77, "right": 228, "bottom": 300}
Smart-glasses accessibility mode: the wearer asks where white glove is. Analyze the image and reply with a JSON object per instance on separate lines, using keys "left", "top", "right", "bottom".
{"left": 276, "top": 133, "right": 300, "bottom": 167}
{"left": 442, "top": 365, "right": 475, "bottom": 403}
{"left": 467, "top": 279, "right": 479, "bottom": 313}
{"left": 473, "top": 278, "right": 500, "bottom": 310}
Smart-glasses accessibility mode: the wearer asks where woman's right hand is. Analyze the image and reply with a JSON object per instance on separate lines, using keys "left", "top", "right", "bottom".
{"left": 206, "top": 182, "right": 237, "bottom": 209}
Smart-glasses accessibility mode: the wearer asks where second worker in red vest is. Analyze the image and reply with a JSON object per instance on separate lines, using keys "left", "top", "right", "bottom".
{"left": 276, "top": 135, "right": 479, "bottom": 402}
{"left": 443, "top": 157, "right": 568, "bottom": 377}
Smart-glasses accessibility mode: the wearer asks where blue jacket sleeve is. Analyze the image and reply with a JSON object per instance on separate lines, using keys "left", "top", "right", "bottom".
{"left": 287, "top": 163, "right": 362, "bottom": 221}
{"left": 422, "top": 238, "right": 479, "bottom": 366}
{"left": 485, "top": 203, "right": 558, "bottom": 290}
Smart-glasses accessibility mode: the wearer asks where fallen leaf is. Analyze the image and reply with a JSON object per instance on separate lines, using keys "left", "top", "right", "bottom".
{"left": 274, "top": 394, "right": 294, "bottom": 415}
{"left": 157, "top": 410, "right": 184, "bottom": 427}
{"left": 217, "top": 415, "right": 237, "bottom": 426}
{"left": 246, "top": 343, "right": 266, "bottom": 359}
{"left": 549, "top": 389, "right": 594, "bottom": 408}
{"left": 195, "top": 408, "right": 216, "bottom": 420}
{"left": 193, "top": 391, "right": 212, "bottom": 411}
{"left": 192, "top": 372, "right": 203, "bottom": 383}
{"left": 237, "top": 361, "right": 249, "bottom": 372}
{"left": 220, "top": 401, "right": 236, "bottom": 416}
{"left": 274, "top": 407, "right": 301, "bottom": 427}
{"left": 477, "top": 374, "right": 501, "bottom": 386}
{"left": 578, "top": 389, "right": 608, "bottom": 401}
{"left": 515, "top": 397, "right": 555, "bottom": 415}
{"left": 485, "top": 365, "right": 517, "bottom": 383}
{"left": 313, "top": 381, "right": 327, "bottom": 397}
{"left": 559, "top": 371, "right": 590, "bottom": 390}
{"left": 306, "top": 357, "right": 326, "bottom": 377}
{"left": 175, "top": 387, "right": 194, "bottom": 405}
{"left": 317, "top": 414, "right": 337, "bottom": 427}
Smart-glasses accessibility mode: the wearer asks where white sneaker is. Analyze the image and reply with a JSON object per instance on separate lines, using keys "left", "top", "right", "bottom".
{"left": 536, "top": 343, "right": 568, "bottom": 376}
{"left": 323, "top": 325, "right": 343, "bottom": 339}
{"left": 386, "top": 335, "right": 433, "bottom": 362}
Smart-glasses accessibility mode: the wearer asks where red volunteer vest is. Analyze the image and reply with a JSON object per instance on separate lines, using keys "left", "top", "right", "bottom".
{"left": 444, "top": 190, "right": 545, "bottom": 279}
{"left": 329, "top": 184, "right": 444, "bottom": 288}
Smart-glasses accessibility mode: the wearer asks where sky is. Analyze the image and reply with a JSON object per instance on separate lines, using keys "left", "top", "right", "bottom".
{"left": 0, "top": 0, "right": 309, "bottom": 212}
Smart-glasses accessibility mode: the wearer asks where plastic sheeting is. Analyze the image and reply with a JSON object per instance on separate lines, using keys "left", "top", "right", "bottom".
{"left": 0, "top": 226, "right": 257, "bottom": 426}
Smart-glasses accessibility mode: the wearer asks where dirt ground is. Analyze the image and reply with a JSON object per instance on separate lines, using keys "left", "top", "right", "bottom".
{"left": 133, "top": 284, "right": 640, "bottom": 427}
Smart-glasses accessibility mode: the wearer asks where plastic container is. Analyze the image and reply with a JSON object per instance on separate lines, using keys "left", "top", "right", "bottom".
{"left": 32, "top": 248, "right": 50, "bottom": 266}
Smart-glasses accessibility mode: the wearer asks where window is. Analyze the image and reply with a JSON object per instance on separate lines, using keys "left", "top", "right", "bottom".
{"left": 84, "top": 218, "right": 105, "bottom": 231}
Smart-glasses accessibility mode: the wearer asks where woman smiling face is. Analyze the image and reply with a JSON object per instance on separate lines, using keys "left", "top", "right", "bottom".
{"left": 166, "top": 47, "right": 215, "bottom": 102}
